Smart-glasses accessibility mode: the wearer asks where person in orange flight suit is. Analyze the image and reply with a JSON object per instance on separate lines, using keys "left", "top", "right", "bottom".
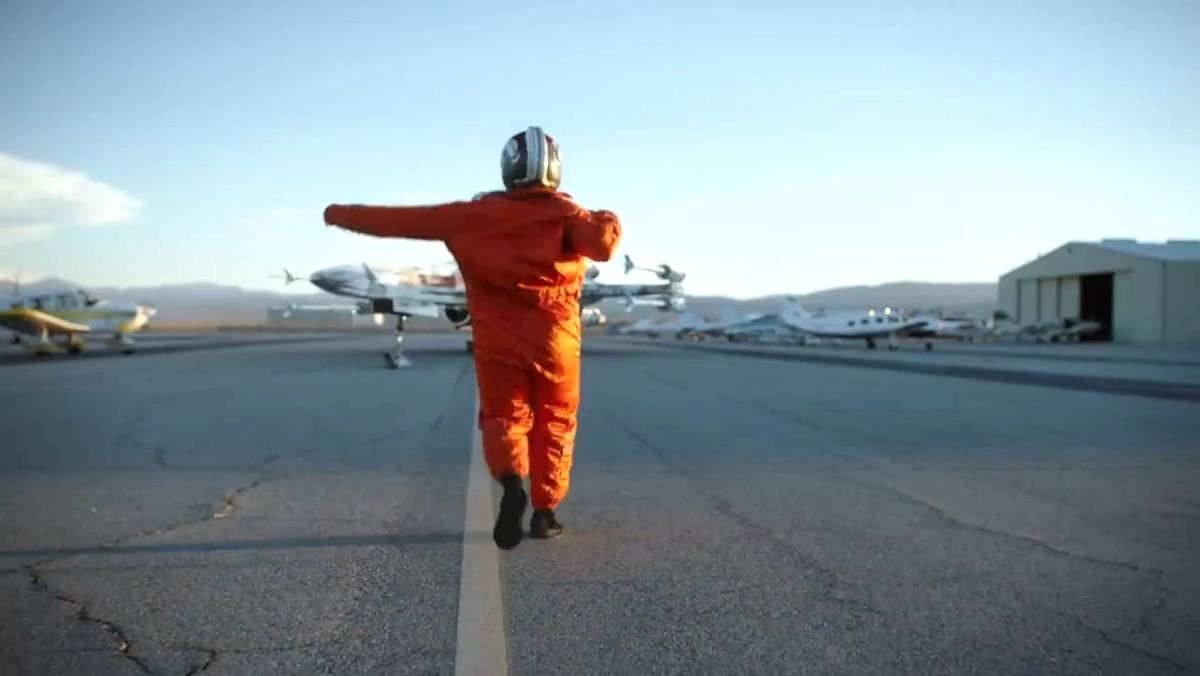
{"left": 323, "top": 126, "right": 621, "bottom": 550}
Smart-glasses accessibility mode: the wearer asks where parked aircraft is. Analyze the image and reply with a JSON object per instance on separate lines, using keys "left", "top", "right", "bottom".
{"left": 618, "top": 311, "right": 711, "bottom": 339}
{"left": 779, "top": 301, "right": 932, "bottom": 350}
{"left": 1, "top": 285, "right": 156, "bottom": 356}
{"left": 984, "top": 312, "right": 1105, "bottom": 343}
{"left": 908, "top": 311, "right": 992, "bottom": 341}
{"left": 276, "top": 255, "right": 686, "bottom": 367}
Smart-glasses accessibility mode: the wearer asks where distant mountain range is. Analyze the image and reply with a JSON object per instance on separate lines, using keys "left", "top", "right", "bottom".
{"left": 0, "top": 277, "right": 998, "bottom": 324}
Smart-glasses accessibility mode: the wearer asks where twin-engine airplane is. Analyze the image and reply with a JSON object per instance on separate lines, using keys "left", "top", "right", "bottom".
{"left": 275, "top": 255, "right": 686, "bottom": 367}
{"left": 1, "top": 285, "right": 156, "bottom": 357}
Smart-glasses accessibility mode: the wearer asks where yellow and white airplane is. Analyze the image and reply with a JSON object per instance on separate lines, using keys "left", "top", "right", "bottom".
{"left": 1, "top": 285, "right": 156, "bottom": 356}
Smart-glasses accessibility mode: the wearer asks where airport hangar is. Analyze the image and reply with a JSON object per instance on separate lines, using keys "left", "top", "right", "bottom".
{"left": 998, "top": 239, "right": 1200, "bottom": 345}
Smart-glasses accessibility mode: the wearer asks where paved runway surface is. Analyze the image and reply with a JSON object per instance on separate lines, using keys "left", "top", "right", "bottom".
{"left": 1, "top": 332, "right": 1197, "bottom": 675}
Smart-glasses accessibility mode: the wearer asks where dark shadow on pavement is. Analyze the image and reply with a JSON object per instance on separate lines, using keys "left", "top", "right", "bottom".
{"left": 0, "top": 531, "right": 464, "bottom": 559}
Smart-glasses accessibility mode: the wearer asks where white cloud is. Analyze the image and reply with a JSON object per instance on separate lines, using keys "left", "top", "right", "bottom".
{"left": 0, "top": 224, "right": 53, "bottom": 248}
{"left": 0, "top": 153, "right": 143, "bottom": 247}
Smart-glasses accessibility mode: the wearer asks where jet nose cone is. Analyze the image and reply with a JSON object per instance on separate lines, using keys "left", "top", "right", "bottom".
{"left": 308, "top": 271, "right": 331, "bottom": 291}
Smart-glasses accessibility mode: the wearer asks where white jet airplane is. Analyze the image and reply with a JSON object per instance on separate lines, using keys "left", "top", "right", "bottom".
{"left": 275, "top": 254, "right": 686, "bottom": 367}
{"left": 908, "top": 311, "right": 992, "bottom": 342}
{"left": 618, "top": 311, "right": 703, "bottom": 338}
{"left": 1, "top": 284, "right": 156, "bottom": 356}
{"left": 779, "top": 300, "right": 932, "bottom": 350}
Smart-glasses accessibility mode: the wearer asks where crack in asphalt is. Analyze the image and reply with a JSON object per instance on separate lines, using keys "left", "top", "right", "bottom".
{"left": 600, "top": 406, "right": 883, "bottom": 618}
{"left": 26, "top": 568, "right": 154, "bottom": 674}
{"left": 860, "top": 480, "right": 1184, "bottom": 669}
{"left": 11, "top": 476, "right": 286, "bottom": 672}
{"left": 1096, "top": 629, "right": 1188, "bottom": 672}
{"left": 184, "top": 649, "right": 217, "bottom": 675}
{"left": 635, "top": 368, "right": 873, "bottom": 469}
{"left": 151, "top": 426, "right": 431, "bottom": 472}
{"left": 856, "top": 479, "right": 1158, "bottom": 575}
{"left": 1052, "top": 606, "right": 1189, "bottom": 672}
{"left": 1, "top": 476, "right": 287, "bottom": 575}
{"left": 176, "top": 639, "right": 353, "bottom": 673}
{"left": 700, "top": 489, "right": 883, "bottom": 617}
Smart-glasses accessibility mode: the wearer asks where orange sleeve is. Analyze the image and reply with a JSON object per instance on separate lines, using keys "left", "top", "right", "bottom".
{"left": 565, "top": 209, "right": 622, "bottom": 262}
{"left": 323, "top": 200, "right": 495, "bottom": 241}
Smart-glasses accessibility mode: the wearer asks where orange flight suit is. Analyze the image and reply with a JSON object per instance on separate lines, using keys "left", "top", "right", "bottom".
{"left": 323, "top": 187, "right": 621, "bottom": 511}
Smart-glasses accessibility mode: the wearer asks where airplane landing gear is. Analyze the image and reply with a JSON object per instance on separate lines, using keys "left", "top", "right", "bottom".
{"left": 384, "top": 314, "right": 411, "bottom": 369}
{"left": 67, "top": 333, "right": 84, "bottom": 354}
{"left": 866, "top": 337, "right": 877, "bottom": 350}
{"left": 28, "top": 326, "right": 53, "bottom": 356}
{"left": 887, "top": 334, "right": 898, "bottom": 351}
{"left": 108, "top": 333, "right": 136, "bottom": 354}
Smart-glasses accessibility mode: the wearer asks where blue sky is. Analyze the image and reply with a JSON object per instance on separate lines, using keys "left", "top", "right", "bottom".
{"left": 1, "top": 0, "right": 1197, "bottom": 298}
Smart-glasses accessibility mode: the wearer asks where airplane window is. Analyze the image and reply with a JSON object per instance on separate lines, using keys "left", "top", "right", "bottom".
{"left": 847, "top": 320, "right": 855, "bottom": 327}
{"left": 876, "top": 317, "right": 884, "bottom": 323}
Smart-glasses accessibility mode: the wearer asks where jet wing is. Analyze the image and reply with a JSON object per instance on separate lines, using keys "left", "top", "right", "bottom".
{"left": 0, "top": 308, "right": 90, "bottom": 336}
{"left": 387, "top": 285, "right": 467, "bottom": 306}
{"left": 391, "top": 302, "right": 443, "bottom": 319}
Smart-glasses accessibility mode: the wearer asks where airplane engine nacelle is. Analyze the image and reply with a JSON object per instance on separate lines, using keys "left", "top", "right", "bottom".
{"left": 581, "top": 308, "right": 607, "bottom": 327}
{"left": 659, "top": 297, "right": 686, "bottom": 312}
{"left": 443, "top": 306, "right": 470, "bottom": 326}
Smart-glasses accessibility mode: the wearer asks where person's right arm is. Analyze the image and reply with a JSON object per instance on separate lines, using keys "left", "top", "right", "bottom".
{"left": 323, "top": 199, "right": 497, "bottom": 241}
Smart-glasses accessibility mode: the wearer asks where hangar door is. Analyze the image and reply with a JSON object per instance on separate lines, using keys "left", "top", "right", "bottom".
{"left": 1080, "top": 273, "right": 1114, "bottom": 341}
{"left": 1038, "top": 279, "right": 1058, "bottom": 322}
{"left": 1018, "top": 280, "right": 1038, "bottom": 325}
{"left": 1058, "top": 276, "right": 1080, "bottom": 319}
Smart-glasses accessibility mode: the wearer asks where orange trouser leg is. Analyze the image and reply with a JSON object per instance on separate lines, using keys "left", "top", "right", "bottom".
{"left": 529, "top": 365, "right": 581, "bottom": 511}
{"left": 476, "top": 358, "right": 533, "bottom": 482}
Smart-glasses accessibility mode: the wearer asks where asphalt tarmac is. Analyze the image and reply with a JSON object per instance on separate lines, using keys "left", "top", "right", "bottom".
{"left": 1, "top": 332, "right": 1196, "bottom": 675}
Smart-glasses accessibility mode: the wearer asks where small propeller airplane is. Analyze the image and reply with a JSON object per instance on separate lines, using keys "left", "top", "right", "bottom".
{"left": 1, "top": 279, "right": 157, "bottom": 357}
{"left": 778, "top": 300, "right": 932, "bottom": 350}
{"left": 272, "top": 254, "right": 687, "bottom": 368}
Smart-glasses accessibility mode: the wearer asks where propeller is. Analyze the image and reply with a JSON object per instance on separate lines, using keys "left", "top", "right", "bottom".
{"left": 268, "top": 269, "right": 302, "bottom": 284}
{"left": 622, "top": 255, "right": 686, "bottom": 282}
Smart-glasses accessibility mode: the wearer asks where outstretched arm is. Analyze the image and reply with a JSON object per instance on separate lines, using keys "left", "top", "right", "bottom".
{"left": 565, "top": 209, "right": 622, "bottom": 262}
{"left": 323, "top": 200, "right": 496, "bottom": 241}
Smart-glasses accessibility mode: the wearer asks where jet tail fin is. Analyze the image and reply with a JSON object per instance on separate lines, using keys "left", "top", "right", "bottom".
{"left": 782, "top": 296, "right": 810, "bottom": 319}
{"left": 362, "top": 263, "right": 380, "bottom": 284}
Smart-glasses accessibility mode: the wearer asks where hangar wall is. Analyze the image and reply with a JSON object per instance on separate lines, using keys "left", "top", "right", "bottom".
{"left": 1112, "top": 271, "right": 1137, "bottom": 343}
{"left": 1164, "top": 261, "right": 1200, "bottom": 344}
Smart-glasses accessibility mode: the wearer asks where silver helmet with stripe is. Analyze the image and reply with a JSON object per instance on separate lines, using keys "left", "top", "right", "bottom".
{"left": 500, "top": 126, "right": 562, "bottom": 191}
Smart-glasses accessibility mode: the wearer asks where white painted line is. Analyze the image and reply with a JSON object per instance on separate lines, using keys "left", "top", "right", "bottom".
{"left": 454, "top": 394, "right": 508, "bottom": 676}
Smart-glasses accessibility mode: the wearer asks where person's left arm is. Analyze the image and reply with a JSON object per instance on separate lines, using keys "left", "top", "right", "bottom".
{"left": 564, "top": 208, "right": 622, "bottom": 262}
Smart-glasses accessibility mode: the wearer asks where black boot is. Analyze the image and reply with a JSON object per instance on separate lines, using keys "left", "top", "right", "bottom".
{"left": 529, "top": 509, "right": 564, "bottom": 540}
{"left": 493, "top": 475, "right": 527, "bottom": 550}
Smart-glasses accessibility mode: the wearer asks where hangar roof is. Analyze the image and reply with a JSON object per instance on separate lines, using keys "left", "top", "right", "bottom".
{"left": 1088, "top": 239, "right": 1200, "bottom": 262}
